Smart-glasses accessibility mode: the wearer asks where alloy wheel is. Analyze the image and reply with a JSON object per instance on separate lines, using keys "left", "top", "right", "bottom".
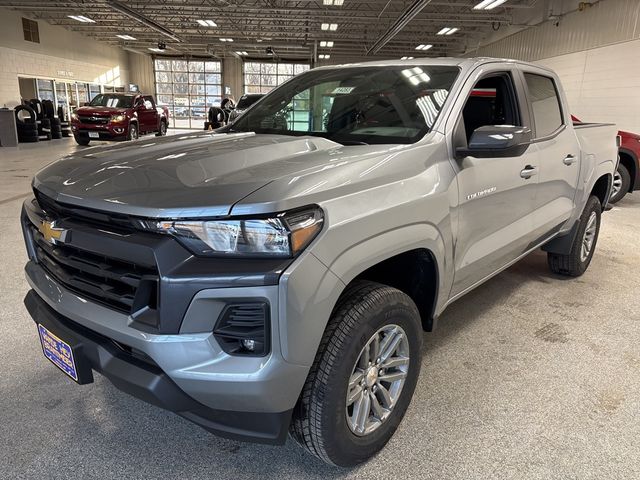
{"left": 580, "top": 211, "right": 598, "bottom": 262}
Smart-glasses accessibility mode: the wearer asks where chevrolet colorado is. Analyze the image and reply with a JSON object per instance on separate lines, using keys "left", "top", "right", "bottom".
{"left": 70, "top": 93, "right": 169, "bottom": 146}
{"left": 21, "top": 58, "right": 617, "bottom": 466}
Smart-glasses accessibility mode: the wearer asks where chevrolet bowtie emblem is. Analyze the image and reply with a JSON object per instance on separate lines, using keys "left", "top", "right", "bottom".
{"left": 39, "top": 220, "right": 67, "bottom": 245}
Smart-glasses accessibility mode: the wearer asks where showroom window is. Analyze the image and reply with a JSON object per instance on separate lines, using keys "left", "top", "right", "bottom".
{"left": 243, "top": 62, "right": 310, "bottom": 94}
{"left": 154, "top": 59, "right": 223, "bottom": 129}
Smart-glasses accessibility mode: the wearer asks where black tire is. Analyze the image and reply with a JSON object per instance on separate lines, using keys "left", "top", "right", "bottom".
{"left": 61, "top": 129, "right": 72, "bottom": 137}
{"left": 156, "top": 119, "right": 168, "bottom": 136}
{"left": 609, "top": 163, "right": 631, "bottom": 204}
{"left": 127, "top": 122, "right": 138, "bottom": 140}
{"left": 290, "top": 281, "right": 423, "bottom": 467}
{"left": 18, "top": 135, "right": 39, "bottom": 143}
{"left": 17, "top": 123, "right": 38, "bottom": 134}
{"left": 50, "top": 117, "right": 61, "bottom": 128}
{"left": 29, "top": 99, "right": 44, "bottom": 120}
{"left": 548, "top": 195, "right": 602, "bottom": 277}
{"left": 51, "top": 128, "right": 63, "bottom": 140}
{"left": 14, "top": 105, "right": 36, "bottom": 124}
{"left": 74, "top": 135, "right": 90, "bottom": 146}
{"left": 42, "top": 99, "right": 56, "bottom": 119}
{"left": 38, "top": 118, "right": 51, "bottom": 136}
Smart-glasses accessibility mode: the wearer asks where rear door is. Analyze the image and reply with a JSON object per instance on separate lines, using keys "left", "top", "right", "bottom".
{"left": 448, "top": 66, "right": 539, "bottom": 297}
{"left": 519, "top": 68, "right": 580, "bottom": 237}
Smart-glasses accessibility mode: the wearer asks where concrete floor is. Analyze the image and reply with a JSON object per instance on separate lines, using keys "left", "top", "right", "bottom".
{"left": 1, "top": 137, "right": 639, "bottom": 479}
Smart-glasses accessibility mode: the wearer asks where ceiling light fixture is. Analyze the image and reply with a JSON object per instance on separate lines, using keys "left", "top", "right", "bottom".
{"left": 319, "top": 54, "right": 331, "bottom": 59}
{"left": 415, "top": 44, "right": 433, "bottom": 50}
{"left": 474, "top": 0, "right": 508, "bottom": 9}
{"left": 401, "top": 56, "right": 414, "bottom": 60}
{"left": 67, "top": 15, "right": 95, "bottom": 23}
{"left": 321, "top": 23, "right": 338, "bottom": 31}
{"left": 108, "top": 1, "right": 181, "bottom": 42}
{"left": 437, "top": 27, "right": 459, "bottom": 35}
{"left": 219, "top": 38, "right": 233, "bottom": 42}
{"left": 196, "top": 19, "right": 218, "bottom": 27}
{"left": 235, "top": 51, "right": 249, "bottom": 56}
{"left": 320, "top": 41, "right": 335, "bottom": 47}
{"left": 148, "top": 47, "right": 164, "bottom": 52}
{"left": 116, "top": 34, "right": 136, "bottom": 40}
{"left": 323, "top": 0, "right": 344, "bottom": 5}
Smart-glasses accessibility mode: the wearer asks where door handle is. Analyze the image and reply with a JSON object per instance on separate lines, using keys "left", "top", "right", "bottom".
{"left": 563, "top": 154, "right": 577, "bottom": 165}
{"left": 520, "top": 165, "right": 537, "bottom": 179}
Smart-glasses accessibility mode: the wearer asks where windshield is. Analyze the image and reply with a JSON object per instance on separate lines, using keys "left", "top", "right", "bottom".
{"left": 236, "top": 94, "right": 264, "bottom": 110}
{"left": 230, "top": 65, "right": 459, "bottom": 144}
{"left": 89, "top": 94, "right": 135, "bottom": 108}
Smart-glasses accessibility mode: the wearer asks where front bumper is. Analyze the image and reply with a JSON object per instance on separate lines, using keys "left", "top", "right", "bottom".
{"left": 71, "top": 123, "right": 127, "bottom": 141}
{"left": 24, "top": 289, "right": 293, "bottom": 444}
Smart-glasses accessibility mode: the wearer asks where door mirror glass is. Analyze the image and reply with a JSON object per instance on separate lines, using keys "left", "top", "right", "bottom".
{"left": 456, "top": 125, "right": 532, "bottom": 158}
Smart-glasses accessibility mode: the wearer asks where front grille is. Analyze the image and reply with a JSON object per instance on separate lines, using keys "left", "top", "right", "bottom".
{"left": 30, "top": 224, "right": 159, "bottom": 315}
{"left": 34, "top": 190, "right": 140, "bottom": 233}
{"left": 78, "top": 116, "right": 109, "bottom": 125}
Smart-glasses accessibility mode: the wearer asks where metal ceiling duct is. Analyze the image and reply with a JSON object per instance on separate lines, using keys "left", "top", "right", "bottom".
{"left": 107, "top": 1, "right": 182, "bottom": 42}
{"left": 366, "top": 0, "right": 433, "bottom": 55}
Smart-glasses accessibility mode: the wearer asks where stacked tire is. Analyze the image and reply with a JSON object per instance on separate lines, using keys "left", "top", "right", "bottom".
{"left": 57, "top": 106, "right": 72, "bottom": 137}
{"left": 14, "top": 105, "right": 39, "bottom": 143}
{"left": 28, "top": 99, "right": 51, "bottom": 141}
{"left": 43, "top": 100, "right": 63, "bottom": 139}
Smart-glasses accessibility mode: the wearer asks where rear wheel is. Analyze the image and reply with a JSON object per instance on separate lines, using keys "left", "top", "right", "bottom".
{"left": 609, "top": 163, "right": 631, "bottom": 204}
{"left": 548, "top": 195, "right": 601, "bottom": 277}
{"left": 290, "top": 281, "right": 422, "bottom": 467}
{"left": 156, "top": 120, "right": 167, "bottom": 136}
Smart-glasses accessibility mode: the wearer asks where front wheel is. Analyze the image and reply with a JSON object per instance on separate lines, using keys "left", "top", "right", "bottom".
{"left": 548, "top": 195, "right": 602, "bottom": 277}
{"left": 127, "top": 122, "right": 139, "bottom": 141}
{"left": 290, "top": 281, "right": 422, "bottom": 467}
{"left": 74, "top": 135, "right": 90, "bottom": 146}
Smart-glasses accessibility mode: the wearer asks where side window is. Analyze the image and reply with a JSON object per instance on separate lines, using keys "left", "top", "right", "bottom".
{"left": 523, "top": 73, "right": 563, "bottom": 138}
{"left": 460, "top": 73, "right": 521, "bottom": 143}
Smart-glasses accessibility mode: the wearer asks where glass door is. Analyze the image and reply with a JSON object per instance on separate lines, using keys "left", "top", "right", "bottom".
{"left": 54, "top": 82, "right": 69, "bottom": 120}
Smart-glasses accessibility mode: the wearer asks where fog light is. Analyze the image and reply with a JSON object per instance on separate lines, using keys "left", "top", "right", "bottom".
{"left": 213, "top": 303, "right": 270, "bottom": 357}
{"left": 242, "top": 339, "right": 256, "bottom": 351}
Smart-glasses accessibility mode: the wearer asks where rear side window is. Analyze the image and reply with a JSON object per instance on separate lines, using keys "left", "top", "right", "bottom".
{"left": 524, "top": 73, "right": 563, "bottom": 138}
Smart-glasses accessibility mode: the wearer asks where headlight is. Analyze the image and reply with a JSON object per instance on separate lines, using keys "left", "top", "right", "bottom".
{"left": 70, "top": 113, "right": 78, "bottom": 121}
{"left": 149, "top": 207, "right": 324, "bottom": 257}
{"left": 110, "top": 114, "right": 126, "bottom": 123}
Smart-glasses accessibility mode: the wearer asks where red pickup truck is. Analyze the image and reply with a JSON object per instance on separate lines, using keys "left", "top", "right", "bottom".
{"left": 71, "top": 93, "right": 169, "bottom": 146}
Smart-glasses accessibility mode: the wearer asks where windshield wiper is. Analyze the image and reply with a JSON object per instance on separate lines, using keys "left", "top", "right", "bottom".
{"left": 337, "top": 140, "right": 369, "bottom": 146}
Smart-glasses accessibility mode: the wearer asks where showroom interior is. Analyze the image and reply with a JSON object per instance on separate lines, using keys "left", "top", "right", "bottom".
{"left": 0, "top": 0, "right": 639, "bottom": 478}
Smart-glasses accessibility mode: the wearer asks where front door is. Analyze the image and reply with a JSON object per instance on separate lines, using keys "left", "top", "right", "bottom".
{"left": 136, "top": 97, "right": 157, "bottom": 133}
{"left": 450, "top": 70, "right": 539, "bottom": 297}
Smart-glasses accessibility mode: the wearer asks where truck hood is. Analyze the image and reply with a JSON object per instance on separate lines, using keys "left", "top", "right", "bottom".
{"left": 33, "top": 132, "right": 413, "bottom": 218}
{"left": 74, "top": 106, "right": 128, "bottom": 115}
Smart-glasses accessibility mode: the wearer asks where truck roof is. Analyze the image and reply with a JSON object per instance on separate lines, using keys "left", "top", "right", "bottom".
{"left": 314, "top": 57, "right": 554, "bottom": 75}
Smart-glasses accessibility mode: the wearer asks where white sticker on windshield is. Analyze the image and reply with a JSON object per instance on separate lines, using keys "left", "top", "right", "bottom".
{"left": 332, "top": 87, "right": 355, "bottom": 94}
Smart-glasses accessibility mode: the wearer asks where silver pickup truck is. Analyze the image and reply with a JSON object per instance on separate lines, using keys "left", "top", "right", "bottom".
{"left": 21, "top": 58, "right": 617, "bottom": 466}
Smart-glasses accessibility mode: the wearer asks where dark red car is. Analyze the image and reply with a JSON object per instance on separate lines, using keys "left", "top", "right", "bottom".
{"left": 572, "top": 115, "right": 639, "bottom": 203}
{"left": 71, "top": 93, "right": 169, "bottom": 146}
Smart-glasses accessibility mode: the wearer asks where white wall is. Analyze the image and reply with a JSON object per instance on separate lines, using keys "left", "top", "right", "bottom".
{"left": 536, "top": 40, "right": 640, "bottom": 133}
{"left": 468, "top": 0, "right": 640, "bottom": 133}
{"left": 0, "top": 8, "right": 130, "bottom": 107}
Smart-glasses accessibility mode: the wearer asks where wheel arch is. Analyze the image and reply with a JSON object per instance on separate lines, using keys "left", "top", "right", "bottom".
{"left": 590, "top": 172, "right": 612, "bottom": 208}
{"left": 618, "top": 149, "right": 637, "bottom": 192}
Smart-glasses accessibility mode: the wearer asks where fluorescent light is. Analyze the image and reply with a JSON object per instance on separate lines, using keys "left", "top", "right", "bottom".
{"left": 446, "top": 27, "right": 459, "bottom": 35}
{"left": 323, "top": 0, "right": 344, "bottom": 5}
{"left": 116, "top": 34, "right": 136, "bottom": 40}
{"left": 401, "top": 56, "right": 414, "bottom": 60}
{"left": 219, "top": 38, "right": 233, "bottom": 42}
{"left": 148, "top": 47, "right": 164, "bottom": 52}
{"left": 320, "top": 41, "right": 334, "bottom": 47}
{"left": 321, "top": 23, "right": 338, "bottom": 31}
{"left": 437, "top": 27, "right": 451, "bottom": 35}
{"left": 415, "top": 44, "right": 432, "bottom": 50}
{"left": 319, "top": 54, "right": 331, "bottom": 59}
{"left": 67, "top": 15, "right": 95, "bottom": 23}
{"left": 235, "top": 51, "right": 249, "bottom": 56}
{"left": 474, "top": 0, "right": 507, "bottom": 9}
{"left": 196, "top": 19, "right": 217, "bottom": 27}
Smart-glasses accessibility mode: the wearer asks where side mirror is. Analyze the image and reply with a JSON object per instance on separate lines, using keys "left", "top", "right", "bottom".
{"left": 456, "top": 125, "right": 532, "bottom": 158}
